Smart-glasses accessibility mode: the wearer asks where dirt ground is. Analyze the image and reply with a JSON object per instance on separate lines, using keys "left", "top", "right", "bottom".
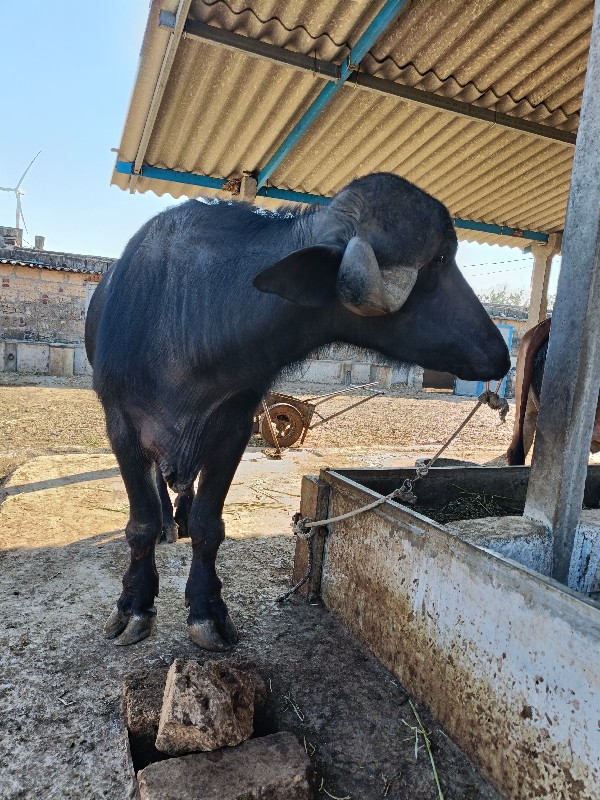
{"left": 0, "top": 374, "right": 515, "bottom": 478}
{"left": 0, "top": 375, "right": 508, "bottom": 799}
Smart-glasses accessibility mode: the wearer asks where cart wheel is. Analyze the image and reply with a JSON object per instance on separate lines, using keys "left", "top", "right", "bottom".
{"left": 260, "top": 403, "right": 305, "bottom": 448}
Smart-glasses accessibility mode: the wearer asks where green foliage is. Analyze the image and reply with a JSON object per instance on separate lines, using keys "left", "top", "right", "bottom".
{"left": 476, "top": 284, "right": 528, "bottom": 306}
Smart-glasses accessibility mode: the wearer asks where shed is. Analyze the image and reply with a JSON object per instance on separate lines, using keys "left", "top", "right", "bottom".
{"left": 109, "top": 2, "right": 600, "bottom": 795}
{"left": 110, "top": 0, "right": 600, "bottom": 564}
{"left": 111, "top": 0, "right": 592, "bottom": 331}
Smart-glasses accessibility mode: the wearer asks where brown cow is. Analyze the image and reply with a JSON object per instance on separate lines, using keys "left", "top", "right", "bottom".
{"left": 506, "top": 318, "right": 600, "bottom": 464}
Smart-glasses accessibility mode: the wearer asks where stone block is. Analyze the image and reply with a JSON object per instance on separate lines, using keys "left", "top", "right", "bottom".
{"left": 301, "top": 359, "right": 346, "bottom": 384}
{"left": 16, "top": 342, "right": 49, "bottom": 373}
{"left": 74, "top": 346, "right": 93, "bottom": 375}
{"left": 138, "top": 732, "right": 313, "bottom": 800}
{"left": 49, "top": 345, "right": 74, "bottom": 377}
{"left": 568, "top": 510, "right": 600, "bottom": 593}
{"left": 155, "top": 660, "right": 266, "bottom": 755}
{"left": 350, "top": 361, "right": 371, "bottom": 384}
{"left": 369, "top": 364, "right": 392, "bottom": 389}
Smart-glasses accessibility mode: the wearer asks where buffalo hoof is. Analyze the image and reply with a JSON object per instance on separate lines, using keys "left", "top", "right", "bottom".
{"left": 103, "top": 606, "right": 130, "bottom": 639}
{"left": 188, "top": 615, "right": 239, "bottom": 651}
{"left": 103, "top": 606, "right": 156, "bottom": 645}
{"left": 114, "top": 613, "right": 156, "bottom": 646}
{"left": 162, "top": 521, "right": 178, "bottom": 544}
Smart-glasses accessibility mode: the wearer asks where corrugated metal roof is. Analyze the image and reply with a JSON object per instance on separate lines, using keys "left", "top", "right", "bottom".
{"left": 112, "top": 0, "right": 594, "bottom": 246}
{"left": 0, "top": 249, "right": 113, "bottom": 275}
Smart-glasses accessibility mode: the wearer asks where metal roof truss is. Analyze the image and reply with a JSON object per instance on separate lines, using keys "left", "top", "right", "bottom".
{"left": 159, "top": 10, "right": 576, "bottom": 149}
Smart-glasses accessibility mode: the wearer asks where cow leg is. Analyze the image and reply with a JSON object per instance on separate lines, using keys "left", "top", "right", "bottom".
{"left": 522, "top": 393, "right": 539, "bottom": 462}
{"left": 185, "top": 403, "right": 255, "bottom": 651}
{"left": 103, "top": 408, "right": 161, "bottom": 645}
{"left": 156, "top": 466, "right": 178, "bottom": 544}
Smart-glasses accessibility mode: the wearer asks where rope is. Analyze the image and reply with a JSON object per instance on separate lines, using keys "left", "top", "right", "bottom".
{"left": 415, "top": 388, "right": 508, "bottom": 474}
{"left": 277, "top": 385, "right": 509, "bottom": 602}
{"left": 275, "top": 487, "right": 416, "bottom": 603}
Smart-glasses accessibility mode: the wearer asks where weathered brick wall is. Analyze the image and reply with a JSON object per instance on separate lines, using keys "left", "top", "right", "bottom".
{"left": 0, "top": 264, "right": 100, "bottom": 343}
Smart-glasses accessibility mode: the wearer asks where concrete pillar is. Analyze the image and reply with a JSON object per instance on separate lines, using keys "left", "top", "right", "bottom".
{"left": 527, "top": 233, "right": 561, "bottom": 329}
{"left": 524, "top": 1, "right": 600, "bottom": 585}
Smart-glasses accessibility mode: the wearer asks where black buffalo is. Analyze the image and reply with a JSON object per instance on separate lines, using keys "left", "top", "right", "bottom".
{"left": 86, "top": 173, "right": 509, "bottom": 651}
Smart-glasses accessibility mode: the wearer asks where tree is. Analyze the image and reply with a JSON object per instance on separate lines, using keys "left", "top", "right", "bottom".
{"left": 476, "top": 284, "right": 529, "bottom": 306}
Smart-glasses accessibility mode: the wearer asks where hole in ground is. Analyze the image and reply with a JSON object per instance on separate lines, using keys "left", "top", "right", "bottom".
{"left": 126, "top": 694, "right": 281, "bottom": 772}
{"left": 128, "top": 729, "right": 171, "bottom": 773}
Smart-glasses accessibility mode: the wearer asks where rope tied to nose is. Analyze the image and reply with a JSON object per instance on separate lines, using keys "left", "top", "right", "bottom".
{"left": 276, "top": 383, "right": 509, "bottom": 603}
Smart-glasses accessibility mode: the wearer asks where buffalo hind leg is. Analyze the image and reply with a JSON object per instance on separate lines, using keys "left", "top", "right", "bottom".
{"left": 174, "top": 485, "right": 195, "bottom": 538}
{"left": 156, "top": 466, "right": 178, "bottom": 544}
{"left": 185, "top": 401, "right": 255, "bottom": 651}
{"left": 103, "top": 408, "right": 161, "bottom": 645}
{"left": 522, "top": 393, "right": 539, "bottom": 463}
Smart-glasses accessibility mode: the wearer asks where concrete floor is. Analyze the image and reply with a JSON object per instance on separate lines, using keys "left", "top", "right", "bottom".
{"left": 0, "top": 450, "right": 501, "bottom": 800}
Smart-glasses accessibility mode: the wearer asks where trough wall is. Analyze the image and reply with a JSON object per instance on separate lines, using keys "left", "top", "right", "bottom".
{"left": 296, "top": 471, "right": 600, "bottom": 799}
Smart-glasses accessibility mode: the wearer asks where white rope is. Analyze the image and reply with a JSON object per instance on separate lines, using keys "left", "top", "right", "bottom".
{"left": 278, "top": 385, "right": 509, "bottom": 602}
{"left": 295, "top": 487, "right": 414, "bottom": 534}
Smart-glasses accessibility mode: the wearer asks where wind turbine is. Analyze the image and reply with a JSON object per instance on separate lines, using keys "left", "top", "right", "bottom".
{"left": 0, "top": 151, "right": 42, "bottom": 234}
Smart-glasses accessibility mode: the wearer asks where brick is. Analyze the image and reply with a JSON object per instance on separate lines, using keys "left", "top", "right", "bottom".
{"left": 137, "top": 732, "right": 313, "bottom": 800}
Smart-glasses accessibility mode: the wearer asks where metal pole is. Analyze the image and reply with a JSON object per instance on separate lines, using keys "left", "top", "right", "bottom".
{"left": 129, "top": 0, "right": 192, "bottom": 192}
{"left": 524, "top": 0, "right": 600, "bottom": 584}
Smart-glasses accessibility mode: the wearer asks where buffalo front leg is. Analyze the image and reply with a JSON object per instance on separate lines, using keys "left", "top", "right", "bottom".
{"left": 104, "top": 409, "right": 162, "bottom": 645}
{"left": 185, "top": 406, "right": 254, "bottom": 651}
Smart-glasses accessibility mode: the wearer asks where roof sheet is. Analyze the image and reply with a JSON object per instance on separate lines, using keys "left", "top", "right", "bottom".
{"left": 0, "top": 248, "right": 113, "bottom": 275}
{"left": 112, "top": 0, "right": 594, "bottom": 245}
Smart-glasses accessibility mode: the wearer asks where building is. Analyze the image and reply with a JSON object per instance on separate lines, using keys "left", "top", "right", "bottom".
{"left": 0, "top": 228, "right": 112, "bottom": 376}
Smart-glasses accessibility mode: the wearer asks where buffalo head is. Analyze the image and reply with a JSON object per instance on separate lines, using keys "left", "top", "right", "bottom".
{"left": 254, "top": 173, "right": 510, "bottom": 382}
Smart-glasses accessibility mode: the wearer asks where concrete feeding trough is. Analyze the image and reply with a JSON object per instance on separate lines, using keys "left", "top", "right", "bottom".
{"left": 293, "top": 465, "right": 600, "bottom": 799}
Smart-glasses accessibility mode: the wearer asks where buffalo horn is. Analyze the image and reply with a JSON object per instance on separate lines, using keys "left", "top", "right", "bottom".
{"left": 337, "top": 237, "right": 418, "bottom": 316}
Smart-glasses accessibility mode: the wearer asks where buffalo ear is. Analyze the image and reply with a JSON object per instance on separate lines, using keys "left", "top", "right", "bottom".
{"left": 253, "top": 245, "right": 344, "bottom": 307}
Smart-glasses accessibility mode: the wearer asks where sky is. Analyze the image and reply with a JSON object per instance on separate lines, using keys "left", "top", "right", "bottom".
{"left": 0, "top": 1, "right": 560, "bottom": 301}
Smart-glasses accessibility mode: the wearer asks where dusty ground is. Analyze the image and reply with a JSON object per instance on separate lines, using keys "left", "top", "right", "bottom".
{"left": 0, "top": 375, "right": 509, "bottom": 799}
{"left": 0, "top": 374, "right": 515, "bottom": 478}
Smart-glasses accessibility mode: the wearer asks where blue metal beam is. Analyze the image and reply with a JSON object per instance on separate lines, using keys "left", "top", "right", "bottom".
{"left": 115, "top": 161, "right": 549, "bottom": 243}
{"left": 115, "top": 161, "right": 225, "bottom": 190}
{"left": 256, "top": 185, "right": 330, "bottom": 205}
{"left": 255, "top": 0, "right": 409, "bottom": 189}
{"left": 452, "top": 217, "right": 549, "bottom": 243}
